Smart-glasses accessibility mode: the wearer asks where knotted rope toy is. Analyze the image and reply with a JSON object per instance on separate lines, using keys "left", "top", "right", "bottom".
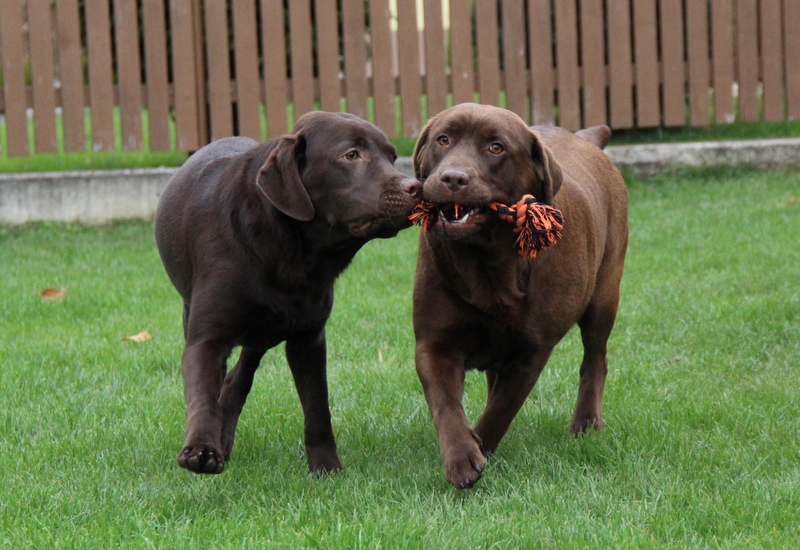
{"left": 409, "top": 194, "right": 565, "bottom": 258}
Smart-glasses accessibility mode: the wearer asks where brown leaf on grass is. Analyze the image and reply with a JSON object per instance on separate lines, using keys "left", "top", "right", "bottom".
{"left": 39, "top": 287, "right": 67, "bottom": 301}
{"left": 122, "top": 330, "right": 153, "bottom": 343}
{"left": 786, "top": 196, "right": 799, "bottom": 205}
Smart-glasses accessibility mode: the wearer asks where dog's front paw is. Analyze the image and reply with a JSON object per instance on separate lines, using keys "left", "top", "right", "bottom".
{"left": 177, "top": 445, "right": 225, "bottom": 474}
{"left": 443, "top": 439, "right": 486, "bottom": 489}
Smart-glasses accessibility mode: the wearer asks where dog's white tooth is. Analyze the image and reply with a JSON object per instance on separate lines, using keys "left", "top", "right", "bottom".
{"left": 461, "top": 212, "right": 470, "bottom": 222}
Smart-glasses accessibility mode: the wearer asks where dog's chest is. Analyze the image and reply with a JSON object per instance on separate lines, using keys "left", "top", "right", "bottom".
{"left": 461, "top": 322, "right": 536, "bottom": 372}
{"left": 238, "top": 288, "right": 334, "bottom": 346}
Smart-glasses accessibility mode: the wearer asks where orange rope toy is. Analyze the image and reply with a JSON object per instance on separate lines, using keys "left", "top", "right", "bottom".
{"left": 409, "top": 194, "right": 565, "bottom": 258}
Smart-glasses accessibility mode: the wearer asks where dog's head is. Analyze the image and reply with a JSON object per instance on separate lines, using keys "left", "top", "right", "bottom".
{"left": 412, "top": 103, "right": 563, "bottom": 242}
{"left": 256, "top": 112, "right": 420, "bottom": 240}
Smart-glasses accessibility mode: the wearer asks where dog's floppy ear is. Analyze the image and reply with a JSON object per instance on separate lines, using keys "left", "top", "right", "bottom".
{"left": 529, "top": 130, "right": 563, "bottom": 205}
{"left": 256, "top": 134, "right": 315, "bottom": 221}
{"left": 412, "top": 119, "right": 434, "bottom": 181}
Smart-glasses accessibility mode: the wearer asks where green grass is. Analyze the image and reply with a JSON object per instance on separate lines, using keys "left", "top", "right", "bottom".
{"left": 610, "top": 119, "right": 800, "bottom": 145}
{"left": 1, "top": 168, "right": 799, "bottom": 547}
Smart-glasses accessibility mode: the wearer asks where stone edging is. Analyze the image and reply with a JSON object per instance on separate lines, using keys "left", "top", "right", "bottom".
{"left": 2, "top": 138, "right": 799, "bottom": 225}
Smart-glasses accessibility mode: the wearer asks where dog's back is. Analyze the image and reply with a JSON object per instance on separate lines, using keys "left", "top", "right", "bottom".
{"left": 155, "top": 137, "right": 259, "bottom": 298}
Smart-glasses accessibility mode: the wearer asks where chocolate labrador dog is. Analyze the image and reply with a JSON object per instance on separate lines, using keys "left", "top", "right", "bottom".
{"left": 155, "top": 111, "right": 420, "bottom": 475}
{"left": 411, "top": 103, "right": 628, "bottom": 488}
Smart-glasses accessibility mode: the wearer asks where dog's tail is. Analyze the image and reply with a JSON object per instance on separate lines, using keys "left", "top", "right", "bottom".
{"left": 575, "top": 125, "right": 611, "bottom": 149}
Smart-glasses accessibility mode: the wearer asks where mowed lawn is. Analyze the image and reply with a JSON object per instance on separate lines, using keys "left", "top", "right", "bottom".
{"left": 1, "top": 168, "right": 798, "bottom": 548}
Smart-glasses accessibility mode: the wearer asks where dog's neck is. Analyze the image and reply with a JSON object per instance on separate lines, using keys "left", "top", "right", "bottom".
{"left": 426, "top": 233, "right": 532, "bottom": 315}
{"left": 269, "top": 218, "right": 366, "bottom": 289}
{"left": 230, "top": 188, "right": 366, "bottom": 290}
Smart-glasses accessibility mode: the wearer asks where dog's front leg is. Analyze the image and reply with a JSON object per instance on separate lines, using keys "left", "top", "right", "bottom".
{"left": 415, "top": 344, "right": 486, "bottom": 488}
{"left": 178, "top": 339, "right": 233, "bottom": 474}
{"left": 286, "top": 329, "right": 342, "bottom": 473}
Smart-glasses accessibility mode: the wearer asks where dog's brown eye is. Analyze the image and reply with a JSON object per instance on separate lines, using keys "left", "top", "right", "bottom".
{"left": 436, "top": 135, "right": 450, "bottom": 146}
{"left": 489, "top": 142, "right": 504, "bottom": 154}
{"left": 344, "top": 150, "right": 360, "bottom": 160}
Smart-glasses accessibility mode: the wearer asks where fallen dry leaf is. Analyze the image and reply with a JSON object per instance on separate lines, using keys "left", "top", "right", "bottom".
{"left": 786, "top": 196, "right": 799, "bottom": 205}
{"left": 122, "top": 330, "right": 153, "bottom": 343}
{"left": 39, "top": 287, "right": 67, "bottom": 301}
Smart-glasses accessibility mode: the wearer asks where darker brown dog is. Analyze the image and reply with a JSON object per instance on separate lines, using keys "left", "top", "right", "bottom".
{"left": 155, "top": 111, "right": 420, "bottom": 475}
{"left": 412, "top": 104, "right": 628, "bottom": 488}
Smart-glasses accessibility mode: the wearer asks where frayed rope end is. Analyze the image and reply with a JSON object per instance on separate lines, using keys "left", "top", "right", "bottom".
{"left": 409, "top": 200, "right": 438, "bottom": 232}
{"left": 501, "top": 195, "right": 565, "bottom": 258}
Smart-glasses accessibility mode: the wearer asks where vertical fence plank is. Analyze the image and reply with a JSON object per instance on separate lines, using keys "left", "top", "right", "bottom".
{"left": 785, "top": 0, "right": 800, "bottom": 120}
{"left": 475, "top": 1, "right": 500, "bottom": 105}
{"left": 113, "top": 0, "right": 144, "bottom": 150}
{"left": 580, "top": 0, "right": 606, "bottom": 128}
{"left": 261, "top": 0, "right": 289, "bottom": 135}
{"left": 449, "top": 0, "right": 475, "bottom": 106}
{"left": 85, "top": 0, "right": 116, "bottom": 151}
{"left": 606, "top": 0, "right": 633, "bottom": 128}
{"left": 759, "top": 0, "right": 784, "bottom": 122}
{"left": 233, "top": 0, "right": 263, "bottom": 138}
{"left": 686, "top": 0, "right": 710, "bottom": 126}
{"left": 142, "top": 0, "right": 171, "bottom": 150}
{"left": 171, "top": 0, "right": 204, "bottom": 150}
{"left": 288, "top": 0, "right": 316, "bottom": 120}
{"left": 424, "top": 0, "right": 447, "bottom": 118}
{"left": 660, "top": 0, "right": 685, "bottom": 126}
{"left": 633, "top": 0, "right": 660, "bottom": 127}
{"left": 27, "top": 0, "right": 58, "bottom": 153}
{"left": 501, "top": 0, "right": 528, "bottom": 122}
{"left": 0, "top": 0, "right": 29, "bottom": 156}
{"left": 341, "top": 0, "right": 368, "bottom": 119}
{"left": 315, "top": 0, "right": 341, "bottom": 113}
{"left": 192, "top": 0, "right": 208, "bottom": 145}
{"left": 529, "top": 0, "right": 554, "bottom": 125}
{"left": 369, "top": 0, "right": 395, "bottom": 135}
{"left": 736, "top": 0, "right": 759, "bottom": 122}
{"left": 55, "top": 0, "right": 86, "bottom": 152}
{"left": 204, "top": 0, "right": 233, "bottom": 140}
{"left": 554, "top": 0, "right": 580, "bottom": 130}
{"left": 711, "top": 0, "right": 735, "bottom": 124}
{"left": 396, "top": 0, "right": 422, "bottom": 136}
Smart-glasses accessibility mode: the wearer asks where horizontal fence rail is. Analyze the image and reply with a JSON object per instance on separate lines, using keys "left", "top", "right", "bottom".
{"left": 0, "top": 0, "right": 798, "bottom": 157}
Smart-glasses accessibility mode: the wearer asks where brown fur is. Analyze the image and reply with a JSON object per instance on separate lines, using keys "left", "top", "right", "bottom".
{"left": 155, "top": 112, "right": 420, "bottom": 475}
{"left": 412, "top": 104, "right": 628, "bottom": 488}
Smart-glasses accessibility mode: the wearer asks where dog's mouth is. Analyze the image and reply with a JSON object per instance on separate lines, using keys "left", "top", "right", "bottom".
{"left": 436, "top": 203, "right": 488, "bottom": 225}
{"left": 410, "top": 201, "right": 490, "bottom": 235}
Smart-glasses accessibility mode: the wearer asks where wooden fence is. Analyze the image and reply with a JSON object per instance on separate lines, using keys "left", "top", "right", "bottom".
{"left": 0, "top": 0, "right": 798, "bottom": 157}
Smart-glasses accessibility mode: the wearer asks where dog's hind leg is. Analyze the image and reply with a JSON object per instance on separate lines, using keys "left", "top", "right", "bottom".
{"left": 474, "top": 351, "right": 552, "bottom": 454}
{"left": 286, "top": 329, "right": 342, "bottom": 474}
{"left": 571, "top": 288, "right": 621, "bottom": 434}
{"left": 219, "top": 346, "right": 266, "bottom": 460}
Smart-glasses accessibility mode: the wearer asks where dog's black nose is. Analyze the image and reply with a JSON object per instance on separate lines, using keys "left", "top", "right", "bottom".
{"left": 400, "top": 177, "right": 423, "bottom": 199}
{"left": 440, "top": 169, "right": 470, "bottom": 192}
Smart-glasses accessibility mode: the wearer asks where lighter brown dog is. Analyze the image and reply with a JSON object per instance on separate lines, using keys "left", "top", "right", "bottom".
{"left": 412, "top": 104, "right": 628, "bottom": 488}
